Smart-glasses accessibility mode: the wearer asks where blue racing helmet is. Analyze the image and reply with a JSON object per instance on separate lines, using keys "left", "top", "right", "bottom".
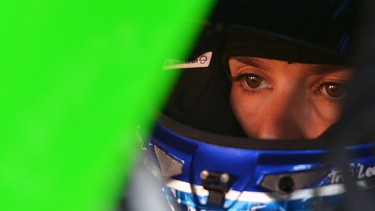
{"left": 128, "top": 0, "right": 375, "bottom": 210}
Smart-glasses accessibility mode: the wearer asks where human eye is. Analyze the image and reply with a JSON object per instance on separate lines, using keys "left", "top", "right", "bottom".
{"left": 316, "top": 82, "right": 347, "bottom": 102}
{"left": 233, "top": 73, "right": 272, "bottom": 94}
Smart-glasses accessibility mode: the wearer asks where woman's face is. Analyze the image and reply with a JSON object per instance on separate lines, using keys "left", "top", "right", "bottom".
{"left": 229, "top": 57, "right": 352, "bottom": 139}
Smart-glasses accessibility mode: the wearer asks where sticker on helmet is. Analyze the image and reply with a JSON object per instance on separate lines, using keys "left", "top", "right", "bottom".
{"left": 163, "top": 52, "right": 212, "bottom": 70}
{"left": 327, "top": 163, "right": 375, "bottom": 184}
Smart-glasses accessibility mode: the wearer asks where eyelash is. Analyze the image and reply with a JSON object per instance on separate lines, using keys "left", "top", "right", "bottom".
{"left": 314, "top": 81, "right": 347, "bottom": 104}
{"left": 231, "top": 73, "right": 272, "bottom": 95}
{"left": 231, "top": 73, "right": 348, "bottom": 103}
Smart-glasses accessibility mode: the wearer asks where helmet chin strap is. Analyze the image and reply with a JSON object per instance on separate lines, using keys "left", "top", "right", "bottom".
{"left": 200, "top": 170, "right": 233, "bottom": 206}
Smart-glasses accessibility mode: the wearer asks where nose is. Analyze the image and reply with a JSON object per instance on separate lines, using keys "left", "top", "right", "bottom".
{"left": 255, "top": 94, "right": 307, "bottom": 140}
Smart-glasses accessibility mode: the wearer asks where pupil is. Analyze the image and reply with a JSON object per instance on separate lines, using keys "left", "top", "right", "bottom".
{"left": 326, "top": 83, "right": 344, "bottom": 98}
{"left": 245, "top": 75, "right": 261, "bottom": 88}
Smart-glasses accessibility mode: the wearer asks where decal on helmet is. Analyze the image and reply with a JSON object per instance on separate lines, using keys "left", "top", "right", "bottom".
{"left": 163, "top": 52, "right": 212, "bottom": 70}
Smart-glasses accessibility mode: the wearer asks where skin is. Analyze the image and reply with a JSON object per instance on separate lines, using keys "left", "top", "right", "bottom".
{"left": 229, "top": 57, "right": 352, "bottom": 140}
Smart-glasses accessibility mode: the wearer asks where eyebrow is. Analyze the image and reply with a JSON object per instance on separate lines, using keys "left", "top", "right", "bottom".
{"left": 234, "top": 57, "right": 267, "bottom": 70}
{"left": 304, "top": 64, "right": 351, "bottom": 75}
{"left": 233, "top": 56, "right": 351, "bottom": 75}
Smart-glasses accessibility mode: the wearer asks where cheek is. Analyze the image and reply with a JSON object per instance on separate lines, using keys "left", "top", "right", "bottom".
{"left": 307, "top": 99, "right": 344, "bottom": 137}
{"left": 230, "top": 86, "right": 266, "bottom": 134}
{"left": 230, "top": 86, "right": 254, "bottom": 117}
{"left": 312, "top": 99, "right": 343, "bottom": 123}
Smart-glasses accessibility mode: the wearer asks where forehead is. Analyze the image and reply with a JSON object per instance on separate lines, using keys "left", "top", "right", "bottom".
{"left": 230, "top": 56, "right": 352, "bottom": 75}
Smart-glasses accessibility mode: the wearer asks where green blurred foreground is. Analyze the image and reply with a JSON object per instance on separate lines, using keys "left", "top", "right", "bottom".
{"left": 0, "top": 1, "right": 213, "bottom": 210}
